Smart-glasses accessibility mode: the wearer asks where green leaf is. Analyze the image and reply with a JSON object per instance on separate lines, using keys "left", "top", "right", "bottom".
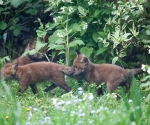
{"left": 28, "top": 49, "right": 36, "bottom": 55}
{"left": 48, "top": 44, "right": 65, "bottom": 51}
{"left": 140, "top": 81, "right": 150, "bottom": 87}
{"left": 13, "top": 29, "right": 20, "bottom": 36}
{"left": 36, "top": 38, "right": 47, "bottom": 52}
{"left": 141, "top": 75, "right": 150, "bottom": 82}
{"left": 55, "top": 38, "right": 65, "bottom": 44}
{"left": 80, "top": 47, "right": 93, "bottom": 58}
{"left": 92, "top": 33, "right": 99, "bottom": 42}
{"left": 36, "top": 30, "right": 47, "bottom": 38}
{"left": 0, "top": 21, "right": 7, "bottom": 30}
{"left": 96, "top": 47, "right": 107, "bottom": 56}
{"left": 10, "top": 0, "right": 23, "bottom": 8}
{"left": 72, "top": 23, "right": 81, "bottom": 31}
{"left": 68, "top": 39, "right": 85, "bottom": 48}
{"left": 78, "top": 6, "right": 86, "bottom": 16}
{"left": 25, "top": 9, "right": 37, "bottom": 15}
{"left": 145, "top": 94, "right": 150, "bottom": 102}
{"left": 146, "top": 30, "right": 150, "bottom": 35}
{"left": 112, "top": 57, "right": 118, "bottom": 64}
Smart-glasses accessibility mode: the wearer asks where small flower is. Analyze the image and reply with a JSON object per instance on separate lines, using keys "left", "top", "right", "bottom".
{"left": 141, "top": 64, "right": 146, "bottom": 71}
{"left": 60, "top": 7, "right": 65, "bottom": 12}
{"left": 69, "top": 7, "right": 73, "bottom": 13}
{"left": 90, "top": 110, "right": 96, "bottom": 114}
{"left": 37, "top": 99, "right": 41, "bottom": 103}
{"left": 147, "top": 68, "right": 150, "bottom": 74}
{"left": 26, "top": 108, "right": 30, "bottom": 111}
{"left": 83, "top": 23, "right": 88, "bottom": 30}
{"left": 5, "top": 116, "right": 9, "bottom": 119}
{"left": 0, "top": 1, "right": 3, "bottom": 5}
{"left": 89, "top": 93, "right": 94, "bottom": 100}
{"left": 53, "top": 18, "right": 57, "bottom": 23}
{"left": 33, "top": 108, "right": 38, "bottom": 112}
{"left": 78, "top": 87, "right": 84, "bottom": 95}
{"left": 79, "top": 113, "right": 85, "bottom": 117}
{"left": 57, "top": 31, "right": 63, "bottom": 37}
{"left": 128, "top": 99, "right": 133, "bottom": 103}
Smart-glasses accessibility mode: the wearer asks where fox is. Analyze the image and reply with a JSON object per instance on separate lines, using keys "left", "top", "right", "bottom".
{"left": 61, "top": 50, "right": 143, "bottom": 97}
{"left": 12, "top": 38, "right": 44, "bottom": 66}
{"left": 1, "top": 61, "right": 73, "bottom": 94}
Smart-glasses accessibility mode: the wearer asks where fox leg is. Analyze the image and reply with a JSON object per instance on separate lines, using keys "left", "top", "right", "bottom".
{"left": 30, "top": 84, "right": 38, "bottom": 94}
{"left": 57, "top": 83, "right": 71, "bottom": 92}
{"left": 44, "top": 83, "right": 57, "bottom": 92}
{"left": 18, "top": 81, "right": 29, "bottom": 93}
{"left": 107, "top": 82, "right": 120, "bottom": 100}
{"left": 97, "top": 87, "right": 103, "bottom": 95}
{"left": 125, "top": 81, "right": 130, "bottom": 91}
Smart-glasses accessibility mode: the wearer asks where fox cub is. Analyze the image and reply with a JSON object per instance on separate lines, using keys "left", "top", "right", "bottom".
{"left": 1, "top": 61, "right": 73, "bottom": 94}
{"left": 62, "top": 50, "right": 143, "bottom": 96}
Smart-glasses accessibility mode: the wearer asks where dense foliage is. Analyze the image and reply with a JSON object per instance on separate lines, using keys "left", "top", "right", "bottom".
{"left": 0, "top": 0, "right": 150, "bottom": 124}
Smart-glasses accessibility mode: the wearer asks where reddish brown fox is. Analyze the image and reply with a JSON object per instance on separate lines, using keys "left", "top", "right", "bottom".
{"left": 1, "top": 61, "right": 72, "bottom": 94}
{"left": 61, "top": 50, "right": 143, "bottom": 97}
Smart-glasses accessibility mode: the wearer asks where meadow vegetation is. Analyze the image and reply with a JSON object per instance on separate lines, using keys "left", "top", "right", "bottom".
{"left": 1, "top": 0, "right": 150, "bottom": 124}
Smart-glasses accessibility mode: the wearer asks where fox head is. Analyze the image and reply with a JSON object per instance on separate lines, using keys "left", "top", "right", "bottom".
{"left": 72, "top": 50, "right": 89, "bottom": 76}
{"left": 25, "top": 39, "right": 45, "bottom": 61}
{"left": 1, "top": 62, "right": 18, "bottom": 79}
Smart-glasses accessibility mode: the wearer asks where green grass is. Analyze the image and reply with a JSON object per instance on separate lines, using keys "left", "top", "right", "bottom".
{"left": 0, "top": 77, "right": 150, "bottom": 125}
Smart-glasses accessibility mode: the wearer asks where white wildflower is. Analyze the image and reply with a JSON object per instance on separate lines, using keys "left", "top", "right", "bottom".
{"left": 57, "top": 100, "right": 65, "bottom": 106}
{"left": 149, "top": 49, "right": 150, "bottom": 54}
{"left": 66, "top": 101, "right": 71, "bottom": 105}
{"left": 70, "top": 111, "right": 77, "bottom": 116}
{"left": 88, "top": 0, "right": 94, "bottom": 6}
{"left": 78, "top": 87, "right": 84, "bottom": 95}
{"left": 147, "top": 68, "right": 150, "bottom": 74}
{"left": 128, "top": 99, "right": 133, "bottom": 103}
{"left": 33, "top": 108, "right": 38, "bottom": 112}
{"left": 51, "top": 98, "right": 58, "bottom": 106}
{"left": 0, "top": 1, "right": 3, "bottom": 5}
{"left": 69, "top": 7, "right": 73, "bottom": 13}
{"left": 79, "top": 113, "right": 85, "bottom": 117}
{"left": 90, "top": 110, "right": 96, "bottom": 114}
{"left": 60, "top": 7, "right": 65, "bottom": 12}
{"left": 89, "top": 93, "right": 94, "bottom": 100}
{"left": 141, "top": 64, "right": 146, "bottom": 71}
{"left": 83, "top": 22, "right": 88, "bottom": 30}
{"left": 44, "top": 117, "right": 51, "bottom": 124}
{"left": 57, "top": 31, "right": 63, "bottom": 37}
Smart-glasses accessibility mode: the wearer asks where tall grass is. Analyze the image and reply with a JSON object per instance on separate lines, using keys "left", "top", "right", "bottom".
{"left": 0, "top": 76, "right": 150, "bottom": 125}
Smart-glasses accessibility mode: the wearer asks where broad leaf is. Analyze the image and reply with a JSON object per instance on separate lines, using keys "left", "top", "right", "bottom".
{"left": 80, "top": 47, "right": 93, "bottom": 58}
{"left": 36, "top": 38, "right": 47, "bottom": 52}
{"left": 68, "top": 39, "right": 85, "bottom": 48}
{"left": 0, "top": 21, "right": 7, "bottom": 30}
{"left": 112, "top": 57, "right": 118, "bottom": 64}
{"left": 13, "top": 29, "right": 20, "bottom": 36}
{"left": 96, "top": 47, "right": 107, "bottom": 56}
{"left": 92, "top": 33, "right": 99, "bottom": 42}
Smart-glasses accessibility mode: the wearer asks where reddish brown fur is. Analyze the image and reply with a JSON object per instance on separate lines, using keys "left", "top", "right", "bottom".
{"left": 1, "top": 62, "right": 72, "bottom": 94}
{"left": 62, "top": 50, "right": 143, "bottom": 97}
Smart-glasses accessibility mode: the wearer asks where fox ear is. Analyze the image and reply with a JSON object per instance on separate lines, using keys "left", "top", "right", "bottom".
{"left": 4, "top": 58, "right": 10, "bottom": 64}
{"left": 81, "top": 57, "right": 88, "bottom": 63}
{"left": 76, "top": 50, "right": 81, "bottom": 55}
{"left": 12, "top": 62, "right": 19, "bottom": 70}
